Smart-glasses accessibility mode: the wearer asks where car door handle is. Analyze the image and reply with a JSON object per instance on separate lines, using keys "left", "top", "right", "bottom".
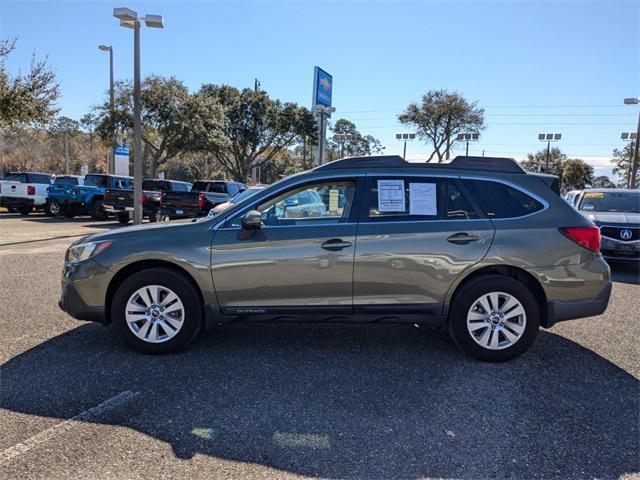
{"left": 321, "top": 239, "right": 353, "bottom": 251}
{"left": 447, "top": 232, "right": 479, "bottom": 244}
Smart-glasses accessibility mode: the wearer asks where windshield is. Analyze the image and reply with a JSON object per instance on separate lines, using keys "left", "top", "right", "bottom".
{"left": 579, "top": 191, "right": 640, "bottom": 213}
{"left": 232, "top": 187, "right": 262, "bottom": 203}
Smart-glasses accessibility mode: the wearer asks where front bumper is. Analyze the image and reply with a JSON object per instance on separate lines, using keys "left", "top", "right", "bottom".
{"left": 600, "top": 236, "right": 640, "bottom": 262}
{"left": 59, "top": 258, "right": 113, "bottom": 323}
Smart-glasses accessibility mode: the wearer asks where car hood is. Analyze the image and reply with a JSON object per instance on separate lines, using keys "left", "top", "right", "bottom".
{"left": 579, "top": 211, "right": 640, "bottom": 225}
{"left": 83, "top": 218, "right": 208, "bottom": 243}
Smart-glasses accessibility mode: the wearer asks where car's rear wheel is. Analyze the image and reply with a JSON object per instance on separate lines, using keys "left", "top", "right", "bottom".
{"left": 90, "top": 200, "right": 108, "bottom": 220}
{"left": 45, "top": 200, "right": 61, "bottom": 216}
{"left": 448, "top": 275, "right": 539, "bottom": 362}
{"left": 111, "top": 268, "right": 202, "bottom": 354}
{"left": 117, "top": 212, "right": 130, "bottom": 224}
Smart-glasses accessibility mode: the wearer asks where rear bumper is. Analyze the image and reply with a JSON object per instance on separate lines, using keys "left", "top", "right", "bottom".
{"left": 0, "top": 196, "right": 35, "bottom": 208}
{"left": 162, "top": 206, "right": 207, "bottom": 218}
{"left": 546, "top": 281, "right": 612, "bottom": 327}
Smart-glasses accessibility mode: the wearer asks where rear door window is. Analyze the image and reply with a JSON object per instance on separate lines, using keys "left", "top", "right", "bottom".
{"left": 463, "top": 179, "right": 544, "bottom": 218}
{"left": 366, "top": 177, "right": 478, "bottom": 222}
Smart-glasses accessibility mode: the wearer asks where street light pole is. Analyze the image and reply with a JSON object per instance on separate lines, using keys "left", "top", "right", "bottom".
{"left": 537, "top": 133, "right": 561, "bottom": 173}
{"left": 99, "top": 45, "right": 114, "bottom": 174}
{"left": 624, "top": 98, "right": 640, "bottom": 188}
{"left": 113, "top": 8, "right": 163, "bottom": 225}
{"left": 395, "top": 133, "right": 416, "bottom": 161}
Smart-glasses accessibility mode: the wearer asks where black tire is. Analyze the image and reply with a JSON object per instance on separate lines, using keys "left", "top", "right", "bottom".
{"left": 18, "top": 207, "right": 31, "bottom": 216}
{"left": 90, "top": 199, "right": 108, "bottom": 220}
{"left": 61, "top": 206, "right": 76, "bottom": 218}
{"left": 448, "top": 274, "right": 540, "bottom": 362}
{"left": 45, "top": 200, "right": 61, "bottom": 216}
{"left": 148, "top": 209, "right": 158, "bottom": 223}
{"left": 111, "top": 268, "right": 203, "bottom": 354}
{"left": 117, "top": 212, "right": 130, "bottom": 224}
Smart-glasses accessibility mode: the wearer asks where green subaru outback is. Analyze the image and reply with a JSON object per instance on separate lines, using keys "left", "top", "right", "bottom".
{"left": 59, "top": 156, "right": 611, "bottom": 361}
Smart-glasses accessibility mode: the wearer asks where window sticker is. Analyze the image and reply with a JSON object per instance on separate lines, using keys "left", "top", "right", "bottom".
{"left": 377, "top": 179, "right": 406, "bottom": 212}
{"left": 409, "top": 182, "right": 437, "bottom": 216}
{"left": 584, "top": 192, "right": 604, "bottom": 199}
{"left": 329, "top": 189, "right": 340, "bottom": 212}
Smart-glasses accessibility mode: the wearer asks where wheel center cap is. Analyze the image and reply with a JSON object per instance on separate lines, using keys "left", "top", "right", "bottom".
{"left": 151, "top": 309, "right": 160, "bottom": 318}
{"left": 490, "top": 314, "right": 501, "bottom": 325}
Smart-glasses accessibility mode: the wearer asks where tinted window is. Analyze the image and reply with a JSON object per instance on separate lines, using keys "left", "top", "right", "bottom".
{"left": 368, "top": 177, "right": 477, "bottom": 221}
{"left": 207, "top": 182, "right": 228, "bottom": 193}
{"left": 463, "top": 180, "right": 544, "bottom": 218}
{"left": 84, "top": 175, "right": 109, "bottom": 188}
{"left": 5, "top": 173, "right": 27, "bottom": 183}
{"left": 112, "top": 178, "right": 130, "bottom": 189}
{"left": 171, "top": 182, "right": 191, "bottom": 192}
{"left": 28, "top": 174, "right": 52, "bottom": 184}
{"left": 143, "top": 180, "right": 169, "bottom": 191}
{"left": 55, "top": 177, "right": 79, "bottom": 186}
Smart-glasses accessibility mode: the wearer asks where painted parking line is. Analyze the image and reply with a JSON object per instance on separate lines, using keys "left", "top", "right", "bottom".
{"left": 0, "top": 390, "right": 140, "bottom": 466}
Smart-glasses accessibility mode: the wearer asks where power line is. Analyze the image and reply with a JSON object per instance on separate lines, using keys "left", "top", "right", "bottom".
{"left": 339, "top": 104, "right": 631, "bottom": 114}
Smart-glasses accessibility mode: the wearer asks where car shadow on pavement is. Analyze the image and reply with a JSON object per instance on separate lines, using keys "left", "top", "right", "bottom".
{"left": 609, "top": 262, "right": 640, "bottom": 285}
{"left": 1, "top": 322, "right": 638, "bottom": 479}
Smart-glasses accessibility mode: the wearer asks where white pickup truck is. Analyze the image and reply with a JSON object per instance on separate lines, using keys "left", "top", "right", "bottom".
{"left": 0, "top": 172, "right": 53, "bottom": 215}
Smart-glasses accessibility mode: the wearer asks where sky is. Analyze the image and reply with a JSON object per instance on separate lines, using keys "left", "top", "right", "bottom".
{"left": 1, "top": 0, "right": 639, "bottom": 179}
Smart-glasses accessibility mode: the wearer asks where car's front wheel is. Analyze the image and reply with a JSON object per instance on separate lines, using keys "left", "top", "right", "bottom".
{"left": 45, "top": 200, "right": 61, "bottom": 216}
{"left": 111, "top": 268, "right": 202, "bottom": 354}
{"left": 448, "top": 274, "right": 540, "bottom": 362}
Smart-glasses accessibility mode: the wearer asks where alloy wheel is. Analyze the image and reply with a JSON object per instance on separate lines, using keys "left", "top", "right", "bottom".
{"left": 466, "top": 291, "right": 527, "bottom": 350}
{"left": 125, "top": 285, "right": 184, "bottom": 343}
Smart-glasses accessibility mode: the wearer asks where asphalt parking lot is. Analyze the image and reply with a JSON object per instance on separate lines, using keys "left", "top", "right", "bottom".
{"left": 0, "top": 213, "right": 638, "bottom": 480}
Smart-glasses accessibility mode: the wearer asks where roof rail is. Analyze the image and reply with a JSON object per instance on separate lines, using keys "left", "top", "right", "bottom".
{"left": 314, "top": 155, "right": 525, "bottom": 173}
{"left": 314, "top": 155, "right": 407, "bottom": 171}
{"left": 449, "top": 156, "right": 525, "bottom": 173}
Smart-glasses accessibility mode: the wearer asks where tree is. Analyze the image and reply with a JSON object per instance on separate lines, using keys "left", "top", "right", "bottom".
{"left": 326, "top": 119, "right": 384, "bottom": 161}
{"left": 591, "top": 175, "right": 615, "bottom": 189}
{"left": 95, "top": 76, "right": 226, "bottom": 177}
{"left": 521, "top": 147, "right": 567, "bottom": 176}
{"left": 611, "top": 143, "right": 638, "bottom": 188}
{"left": 0, "top": 38, "right": 59, "bottom": 128}
{"left": 562, "top": 158, "right": 594, "bottom": 191}
{"left": 197, "top": 84, "right": 317, "bottom": 182}
{"left": 398, "top": 90, "right": 484, "bottom": 162}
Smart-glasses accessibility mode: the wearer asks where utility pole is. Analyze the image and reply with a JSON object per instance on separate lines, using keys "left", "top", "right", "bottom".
{"left": 623, "top": 98, "right": 640, "bottom": 188}
{"left": 254, "top": 78, "right": 260, "bottom": 92}
{"left": 64, "top": 130, "right": 70, "bottom": 174}
{"left": 99, "top": 45, "right": 114, "bottom": 173}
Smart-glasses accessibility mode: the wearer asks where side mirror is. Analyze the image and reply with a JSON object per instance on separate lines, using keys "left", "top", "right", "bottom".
{"left": 241, "top": 210, "right": 262, "bottom": 229}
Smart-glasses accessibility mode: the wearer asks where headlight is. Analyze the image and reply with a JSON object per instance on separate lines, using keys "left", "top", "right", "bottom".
{"left": 66, "top": 241, "right": 112, "bottom": 264}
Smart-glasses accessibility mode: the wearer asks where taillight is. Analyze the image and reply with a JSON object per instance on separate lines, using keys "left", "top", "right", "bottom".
{"left": 197, "top": 193, "right": 205, "bottom": 208}
{"left": 27, "top": 185, "right": 35, "bottom": 195}
{"left": 559, "top": 226, "right": 601, "bottom": 253}
{"left": 141, "top": 192, "right": 147, "bottom": 204}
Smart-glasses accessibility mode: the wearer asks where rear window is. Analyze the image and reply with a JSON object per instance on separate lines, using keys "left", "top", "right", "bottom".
{"left": 207, "top": 182, "right": 228, "bottom": 193}
{"left": 84, "top": 175, "right": 109, "bottom": 188}
{"left": 142, "top": 180, "right": 167, "bottom": 191}
{"left": 4, "top": 173, "right": 27, "bottom": 183}
{"left": 170, "top": 182, "right": 191, "bottom": 192}
{"left": 28, "top": 174, "right": 52, "bottom": 184}
{"left": 463, "top": 179, "right": 544, "bottom": 218}
{"left": 55, "top": 177, "right": 78, "bottom": 186}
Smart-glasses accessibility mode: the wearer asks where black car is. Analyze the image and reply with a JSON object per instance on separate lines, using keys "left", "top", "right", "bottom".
{"left": 161, "top": 180, "right": 246, "bottom": 219}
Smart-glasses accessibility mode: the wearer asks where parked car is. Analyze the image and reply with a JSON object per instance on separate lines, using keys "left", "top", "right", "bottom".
{"left": 563, "top": 189, "right": 582, "bottom": 207}
{"left": 105, "top": 179, "right": 192, "bottom": 224}
{"left": 209, "top": 185, "right": 267, "bottom": 216}
{"left": 59, "top": 155, "right": 611, "bottom": 361}
{"left": 574, "top": 188, "right": 640, "bottom": 262}
{"left": 161, "top": 180, "right": 246, "bottom": 219}
{"left": 0, "top": 172, "right": 52, "bottom": 215}
{"left": 58, "top": 174, "right": 132, "bottom": 219}
{"left": 47, "top": 175, "right": 84, "bottom": 216}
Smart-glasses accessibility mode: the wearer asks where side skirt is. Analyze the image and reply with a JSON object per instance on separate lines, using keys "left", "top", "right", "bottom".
{"left": 204, "top": 304, "right": 447, "bottom": 330}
